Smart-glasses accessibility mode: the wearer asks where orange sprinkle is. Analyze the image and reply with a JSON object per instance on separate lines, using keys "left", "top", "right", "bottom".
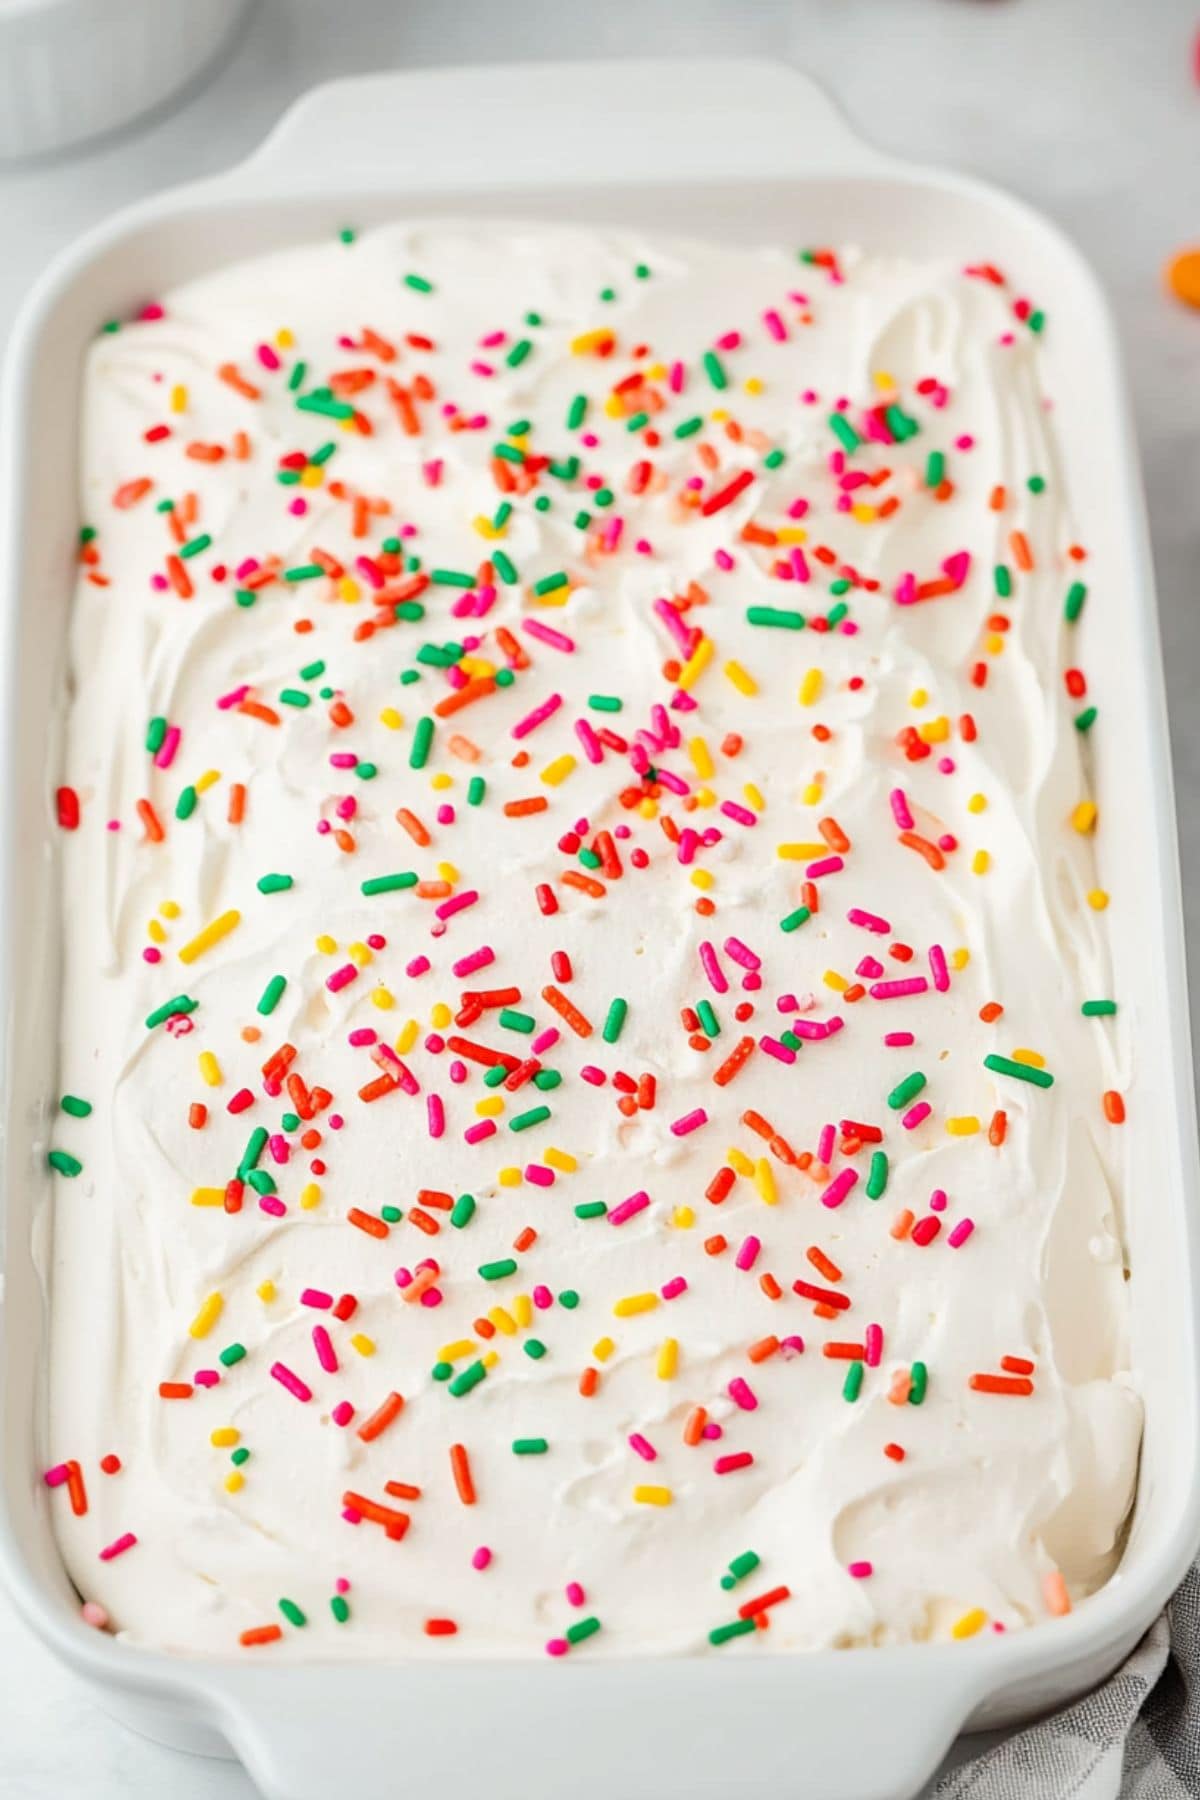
{"left": 238, "top": 699, "right": 280, "bottom": 727}
{"left": 504, "top": 796, "right": 549, "bottom": 818}
{"left": 1043, "top": 1570, "right": 1072, "bottom": 1617}
{"left": 407, "top": 1206, "right": 440, "bottom": 1236}
{"left": 887, "top": 1372, "right": 912, "bottom": 1405}
{"left": 988, "top": 1109, "right": 1008, "bottom": 1147}
{"left": 979, "top": 1001, "right": 1003, "bottom": 1023}
{"left": 968, "top": 1373, "right": 1034, "bottom": 1396}
{"left": 704, "top": 1234, "right": 728, "bottom": 1256}
{"left": 113, "top": 477, "right": 153, "bottom": 509}
{"left": 228, "top": 782, "right": 246, "bottom": 824}
{"left": 347, "top": 1207, "right": 389, "bottom": 1239}
{"left": 1010, "top": 530, "right": 1034, "bottom": 571}
{"left": 883, "top": 1442, "right": 906, "bottom": 1461}
{"left": 450, "top": 1443, "right": 476, "bottom": 1506}
{"left": 435, "top": 676, "right": 497, "bottom": 719}
{"left": 395, "top": 807, "right": 431, "bottom": 846}
{"left": 356, "top": 1391, "right": 405, "bottom": 1443}
{"left": 806, "top": 1246, "right": 842, "bottom": 1283}
{"left": 822, "top": 1342, "right": 866, "bottom": 1360}
{"left": 989, "top": 484, "right": 1007, "bottom": 511}
{"left": 758, "top": 1272, "right": 782, "bottom": 1301}
{"left": 747, "top": 1336, "right": 780, "bottom": 1364}
{"left": 1001, "top": 1355, "right": 1035, "bottom": 1375}
{"left": 898, "top": 830, "right": 946, "bottom": 871}
{"left": 158, "top": 1382, "right": 192, "bottom": 1400}
{"left": 188, "top": 1103, "right": 207, "bottom": 1129}
{"left": 889, "top": 1209, "right": 914, "bottom": 1241}
{"left": 218, "top": 363, "right": 261, "bottom": 401}
{"left": 542, "top": 985, "right": 592, "bottom": 1038}
{"left": 683, "top": 1406, "right": 708, "bottom": 1445}
{"left": 818, "top": 816, "right": 850, "bottom": 853}
{"left": 513, "top": 1226, "right": 537, "bottom": 1253}
{"left": 136, "top": 799, "right": 165, "bottom": 843}
{"left": 447, "top": 733, "right": 482, "bottom": 762}
{"left": 1103, "top": 1089, "right": 1126, "bottom": 1124}
{"left": 165, "top": 554, "right": 193, "bottom": 599}
{"left": 713, "top": 1036, "right": 755, "bottom": 1088}
{"left": 240, "top": 1625, "right": 283, "bottom": 1647}
{"left": 579, "top": 1366, "right": 599, "bottom": 1397}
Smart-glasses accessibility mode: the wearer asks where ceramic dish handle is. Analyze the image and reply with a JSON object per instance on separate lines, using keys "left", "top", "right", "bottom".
{"left": 232, "top": 58, "right": 887, "bottom": 196}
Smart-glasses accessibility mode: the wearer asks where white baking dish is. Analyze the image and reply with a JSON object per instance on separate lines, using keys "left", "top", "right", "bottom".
{"left": 1, "top": 58, "right": 1197, "bottom": 1800}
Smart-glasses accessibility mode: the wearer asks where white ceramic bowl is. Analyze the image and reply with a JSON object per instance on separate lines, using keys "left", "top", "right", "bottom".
{"left": 0, "top": 0, "right": 253, "bottom": 161}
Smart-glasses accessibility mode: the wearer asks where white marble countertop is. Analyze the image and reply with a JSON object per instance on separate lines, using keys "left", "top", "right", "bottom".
{"left": 0, "top": 1, "right": 1197, "bottom": 1793}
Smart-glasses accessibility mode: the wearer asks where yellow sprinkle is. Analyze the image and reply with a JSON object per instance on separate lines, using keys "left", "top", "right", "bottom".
{"left": 798, "top": 668, "right": 823, "bottom": 707}
{"left": 673, "top": 1205, "right": 695, "bottom": 1228}
{"left": 743, "top": 782, "right": 765, "bottom": 812}
{"left": 603, "top": 394, "right": 623, "bottom": 419}
{"left": 972, "top": 850, "right": 990, "bottom": 875}
{"left": 498, "top": 1166, "right": 522, "bottom": 1187}
{"left": 951, "top": 1609, "right": 987, "bottom": 1641}
{"left": 710, "top": 408, "right": 729, "bottom": 423}
{"left": 690, "top": 868, "right": 714, "bottom": 891}
{"left": 347, "top": 940, "right": 372, "bottom": 966}
{"left": 276, "top": 328, "right": 294, "bottom": 349}
{"left": 473, "top": 514, "right": 499, "bottom": 539}
{"left": 656, "top": 1337, "right": 679, "bottom": 1380}
{"left": 743, "top": 376, "right": 764, "bottom": 395}
{"left": 1011, "top": 1048, "right": 1046, "bottom": 1068}
{"left": 350, "top": 1333, "right": 375, "bottom": 1357}
{"left": 178, "top": 909, "right": 240, "bottom": 965}
{"left": 371, "top": 988, "right": 395, "bottom": 1010}
{"left": 1072, "top": 800, "right": 1097, "bottom": 834}
{"left": 194, "top": 769, "right": 220, "bottom": 794}
{"left": 851, "top": 503, "right": 876, "bottom": 524}
{"left": 723, "top": 659, "right": 758, "bottom": 697}
{"left": 315, "top": 934, "right": 337, "bottom": 955}
{"left": 396, "top": 1019, "right": 419, "bottom": 1054}
{"left": 210, "top": 1428, "right": 239, "bottom": 1448}
{"left": 776, "top": 841, "right": 825, "bottom": 860}
{"left": 909, "top": 687, "right": 928, "bottom": 708}
{"left": 632, "top": 1485, "right": 672, "bottom": 1506}
{"left": 431, "top": 771, "right": 453, "bottom": 790}
{"left": 801, "top": 780, "right": 823, "bottom": 805}
{"left": 695, "top": 787, "right": 717, "bottom": 809}
{"left": 476, "top": 1096, "right": 505, "bottom": 1118}
{"left": 541, "top": 753, "right": 577, "bottom": 787}
{"left": 677, "top": 636, "right": 714, "bottom": 692}
{"left": 824, "top": 969, "right": 848, "bottom": 993}
{"left": 613, "top": 1292, "right": 658, "bottom": 1318}
{"left": 727, "top": 1147, "right": 753, "bottom": 1177}
{"left": 543, "top": 1146, "right": 577, "bottom": 1173}
{"left": 946, "top": 1116, "right": 981, "bottom": 1136}
{"left": 593, "top": 1336, "right": 616, "bottom": 1363}
{"left": 488, "top": 1307, "right": 518, "bottom": 1337}
{"left": 873, "top": 369, "right": 896, "bottom": 391}
{"left": 481, "top": 1350, "right": 500, "bottom": 1370}
{"left": 513, "top": 1294, "right": 532, "bottom": 1329}
{"left": 638, "top": 797, "right": 658, "bottom": 819}
{"left": 967, "top": 793, "right": 987, "bottom": 814}
{"left": 459, "top": 656, "right": 495, "bottom": 679}
{"left": 1088, "top": 888, "right": 1109, "bottom": 911}
{"left": 754, "top": 1157, "right": 778, "bottom": 1206}
{"left": 951, "top": 947, "right": 970, "bottom": 970}
{"left": 300, "top": 1182, "right": 321, "bottom": 1210}
{"left": 984, "top": 633, "right": 1005, "bottom": 655}
{"left": 197, "top": 1051, "right": 221, "bottom": 1087}
{"left": 337, "top": 576, "right": 360, "bottom": 603}
{"left": 188, "top": 1293, "right": 223, "bottom": 1339}
{"left": 170, "top": 384, "right": 188, "bottom": 413}
{"left": 379, "top": 707, "right": 403, "bottom": 730}
{"left": 147, "top": 918, "right": 167, "bottom": 945}
{"left": 256, "top": 1281, "right": 275, "bottom": 1304}
{"left": 440, "top": 866, "right": 460, "bottom": 890}
{"left": 439, "top": 1340, "right": 478, "bottom": 1363}
{"left": 299, "top": 464, "right": 324, "bottom": 489}
{"left": 430, "top": 1002, "right": 452, "bottom": 1029}
{"left": 224, "top": 1471, "right": 245, "bottom": 1494}
{"left": 917, "top": 716, "right": 950, "bottom": 744}
{"left": 776, "top": 525, "right": 808, "bottom": 545}
{"left": 159, "top": 899, "right": 181, "bottom": 919}
{"left": 689, "top": 737, "right": 715, "bottom": 779}
{"left": 190, "top": 1187, "right": 225, "bottom": 1208}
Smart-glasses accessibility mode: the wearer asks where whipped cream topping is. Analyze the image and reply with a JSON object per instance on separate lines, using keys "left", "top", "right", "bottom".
{"left": 42, "top": 222, "right": 1139, "bottom": 1657}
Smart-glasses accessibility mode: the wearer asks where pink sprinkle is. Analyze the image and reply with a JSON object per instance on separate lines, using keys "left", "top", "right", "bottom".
{"left": 575, "top": 718, "right": 604, "bottom": 764}
{"left": 870, "top": 978, "right": 929, "bottom": 1000}
{"left": 763, "top": 308, "right": 787, "bottom": 341}
{"left": 848, "top": 907, "right": 890, "bottom": 934}
{"left": 929, "top": 1188, "right": 947, "bottom": 1213}
{"left": 348, "top": 1028, "right": 376, "bottom": 1047}
{"left": 531, "top": 1027, "right": 560, "bottom": 1056}
{"left": 473, "top": 1546, "right": 493, "bottom": 1571}
{"left": 533, "top": 1285, "right": 553, "bottom": 1310}
{"left": 857, "top": 956, "right": 884, "bottom": 980}
{"left": 609, "top": 1190, "right": 650, "bottom": 1227}
{"left": 452, "top": 946, "right": 494, "bottom": 979}
{"left": 847, "top": 1561, "right": 873, "bottom": 1579}
{"left": 629, "top": 1433, "right": 657, "bottom": 1462}
{"left": 566, "top": 1581, "right": 586, "bottom": 1606}
{"left": 463, "top": 1120, "right": 496, "bottom": 1146}
{"left": 901, "top": 1101, "right": 932, "bottom": 1130}
{"left": 300, "top": 1288, "right": 333, "bottom": 1313}
{"left": 326, "top": 963, "right": 358, "bottom": 993}
{"left": 714, "top": 1452, "right": 755, "bottom": 1475}
{"left": 522, "top": 618, "right": 575, "bottom": 653}
{"left": 312, "top": 1325, "right": 338, "bottom": 1373}
{"left": 256, "top": 342, "right": 281, "bottom": 370}
{"left": 427, "top": 1094, "right": 445, "bottom": 1139}
{"left": 713, "top": 548, "right": 735, "bottom": 572}
{"left": 436, "top": 889, "right": 479, "bottom": 921}
{"left": 728, "top": 1377, "right": 758, "bottom": 1412}
{"left": 580, "top": 1065, "right": 606, "bottom": 1086}
{"left": 661, "top": 1276, "right": 688, "bottom": 1300}
{"left": 735, "top": 1234, "right": 761, "bottom": 1272}
{"left": 268, "top": 1134, "right": 289, "bottom": 1164}
{"left": 884, "top": 1031, "right": 915, "bottom": 1047}
{"left": 723, "top": 935, "right": 761, "bottom": 972}
{"left": 720, "top": 801, "right": 757, "bottom": 828}
{"left": 524, "top": 1164, "right": 554, "bottom": 1187}
{"left": 216, "top": 684, "right": 250, "bottom": 710}
{"left": 406, "top": 955, "right": 431, "bottom": 978}
{"left": 781, "top": 1335, "right": 805, "bottom": 1357}
{"left": 791, "top": 1017, "right": 844, "bottom": 1042}
{"left": 760, "top": 1036, "right": 797, "bottom": 1064}
{"left": 331, "top": 1401, "right": 355, "bottom": 1427}
{"left": 670, "top": 1108, "right": 708, "bottom": 1137}
{"left": 43, "top": 1464, "right": 70, "bottom": 1487}
{"left": 790, "top": 545, "right": 810, "bottom": 582}
{"left": 271, "top": 1362, "right": 313, "bottom": 1403}
{"left": 929, "top": 944, "right": 950, "bottom": 992}
{"left": 98, "top": 1532, "right": 137, "bottom": 1561}
{"left": 889, "top": 788, "right": 915, "bottom": 830}
{"left": 817, "top": 1123, "right": 836, "bottom": 1165}
{"left": 948, "top": 1218, "right": 975, "bottom": 1249}
{"left": 820, "top": 1168, "right": 859, "bottom": 1209}
{"left": 259, "top": 1196, "right": 286, "bottom": 1218}
{"left": 154, "top": 725, "right": 181, "bottom": 770}
{"left": 699, "top": 940, "right": 729, "bottom": 995}
{"left": 512, "top": 693, "right": 563, "bottom": 739}
{"left": 864, "top": 1323, "right": 883, "bottom": 1368}
{"left": 806, "top": 855, "right": 843, "bottom": 880}
{"left": 545, "top": 1638, "right": 568, "bottom": 1657}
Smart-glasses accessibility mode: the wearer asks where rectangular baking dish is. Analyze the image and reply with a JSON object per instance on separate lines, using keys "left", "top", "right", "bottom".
{"left": 1, "top": 58, "right": 1197, "bottom": 1800}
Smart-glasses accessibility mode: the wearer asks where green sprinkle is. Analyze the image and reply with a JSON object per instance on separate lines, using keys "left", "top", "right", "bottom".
{"left": 573, "top": 511, "right": 592, "bottom": 531}
{"left": 779, "top": 905, "right": 811, "bottom": 934}
{"left": 47, "top": 1150, "right": 81, "bottom": 1177}
{"left": 549, "top": 455, "right": 580, "bottom": 480}
{"left": 60, "top": 1095, "right": 92, "bottom": 1118}
{"left": 635, "top": 263, "right": 651, "bottom": 280}
{"left": 866, "top": 1150, "right": 889, "bottom": 1199}
{"left": 492, "top": 550, "right": 518, "bottom": 585}
{"left": 404, "top": 272, "right": 433, "bottom": 292}
{"left": 309, "top": 443, "right": 337, "bottom": 467}
{"left": 1065, "top": 581, "right": 1087, "bottom": 623}
{"left": 909, "top": 1361, "right": 928, "bottom": 1406}
{"left": 763, "top": 448, "right": 786, "bottom": 470}
{"left": 278, "top": 1599, "right": 307, "bottom": 1628}
{"left": 558, "top": 1289, "right": 580, "bottom": 1310}
{"left": 246, "top": 1169, "right": 276, "bottom": 1197}
{"left": 826, "top": 601, "right": 849, "bottom": 626}
{"left": 409, "top": 716, "right": 434, "bottom": 770}
{"left": 709, "top": 1618, "right": 757, "bottom": 1646}
{"left": 492, "top": 502, "right": 513, "bottom": 529}
{"left": 533, "top": 571, "right": 568, "bottom": 597}
{"left": 339, "top": 226, "right": 357, "bottom": 244}
{"left": 887, "top": 1071, "right": 927, "bottom": 1110}
{"left": 416, "top": 643, "right": 461, "bottom": 668}
{"left": 450, "top": 1193, "right": 476, "bottom": 1228}
{"left": 747, "top": 605, "right": 805, "bottom": 630}
{"left": 219, "top": 1343, "right": 246, "bottom": 1367}
{"left": 779, "top": 1030, "right": 801, "bottom": 1052}
{"left": 146, "top": 717, "right": 167, "bottom": 754}
{"left": 295, "top": 395, "right": 354, "bottom": 421}
{"left": 512, "top": 1438, "right": 548, "bottom": 1456}
{"left": 494, "top": 668, "right": 515, "bottom": 688}
{"left": 828, "top": 579, "right": 851, "bottom": 597}
{"left": 566, "top": 1616, "right": 601, "bottom": 1644}
{"left": 884, "top": 403, "right": 920, "bottom": 441}
{"left": 380, "top": 1205, "right": 403, "bottom": 1224}
{"left": 843, "top": 1361, "right": 864, "bottom": 1403}
{"left": 506, "top": 339, "right": 533, "bottom": 368}
{"left": 720, "top": 1551, "right": 760, "bottom": 1591}
{"left": 175, "top": 785, "right": 197, "bottom": 821}
{"left": 279, "top": 688, "right": 311, "bottom": 708}
{"left": 257, "top": 873, "right": 294, "bottom": 894}
{"left": 230, "top": 1447, "right": 250, "bottom": 1466}
{"left": 534, "top": 496, "right": 551, "bottom": 513}
{"left": 702, "top": 351, "right": 728, "bottom": 391}
{"left": 355, "top": 762, "right": 377, "bottom": 781}
{"left": 179, "top": 533, "right": 212, "bottom": 560}
{"left": 394, "top": 601, "right": 425, "bottom": 622}
{"left": 674, "top": 416, "right": 704, "bottom": 439}
{"left": 479, "top": 1259, "right": 518, "bottom": 1283}
{"left": 284, "top": 563, "right": 325, "bottom": 583}
{"left": 330, "top": 1595, "right": 350, "bottom": 1623}
{"left": 287, "top": 361, "right": 306, "bottom": 392}
{"left": 145, "top": 995, "right": 197, "bottom": 1029}
{"left": 994, "top": 564, "right": 1013, "bottom": 598}
{"left": 361, "top": 872, "right": 418, "bottom": 895}
{"left": 984, "top": 1053, "right": 1054, "bottom": 1089}
{"left": 828, "top": 412, "right": 861, "bottom": 453}
{"left": 280, "top": 1112, "right": 300, "bottom": 1133}
{"left": 510, "top": 1105, "right": 551, "bottom": 1133}
{"left": 524, "top": 1339, "right": 547, "bottom": 1360}
{"left": 925, "top": 450, "right": 945, "bottom": 489}
{"left": 430, "top": 568, "right": 475, "bottom": 587}
{"left": 234, "top": 588, "right": 257, "bottom": 607}
{"left": 578, "top": 847, "right": 602, "bottom": 870}
{"left": 525, "top": 311, "right": 542, "bottom": 327}
{"left": 432, "top": 1361, "right": 453, "bottom": 1382}
{"left": 449, "top": 1360, "right": 487, "bottom": 1397}
{"left": 468, "top": 776, "right": 487, "bottom": 806}
{"left": 483, "top": 1064, "right": 508, "bottom": 1089}
{"left": 626, "top": 411, "right": 650, "bottom": 433}
{"left": 1027, "top": 474, "right": 1046, "bottom": 494}
{"left": 532, "top": 1069, "right": 561, "bottom": 1091}
{"left": 567, "top": 394, "right": 587, "bottom": 429}
{"left": 1074, "top": 706, "right": 1097, "bottom": 732}
{"left": 507, "top": 419, "right": 531, "bottom": 439}
{"left": 696, "top": 999, "right": 720, "bottom": 1039}
{"left": 239, "top": 1127, "right": 268, "bottom": 1176}
{"left": 1082, "top": 999, "right": 1117, "bottom": 1016}
{"left": 587, "top": 694, "right": 623, "bottom": 712}
{"left": 602, "top": 997, "right": 628, "bottom": 1044}
{"left": 257, "top": 974, "right": 287, "bottom": 1016}
{"left": 499, "top": 1009, "right": 536, "bottom": 1034}
{"left": 575, "top": 1201, "right": 608, "bottom": 1220}
{"left": 1028, "top": 309, "right": 1046, "bottom": 334}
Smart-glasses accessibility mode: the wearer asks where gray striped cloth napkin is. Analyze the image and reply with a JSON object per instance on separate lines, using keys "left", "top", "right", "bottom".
{"left": 932, "top": 1566, "right": 1199, "bottom": 1798}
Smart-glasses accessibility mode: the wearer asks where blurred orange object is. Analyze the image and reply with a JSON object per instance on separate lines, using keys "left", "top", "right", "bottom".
{"left": 1166, "top": 247, "right": 1200, "bottom": 309}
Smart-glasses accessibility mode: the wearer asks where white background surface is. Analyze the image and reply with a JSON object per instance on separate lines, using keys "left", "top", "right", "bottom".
{"left": 0, "top": 1, "right": 1196, "bottom": 1795}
